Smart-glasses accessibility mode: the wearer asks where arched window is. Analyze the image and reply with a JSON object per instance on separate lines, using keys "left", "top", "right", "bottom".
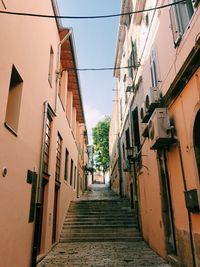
{"left": 193, "top": 110, "right": 200, "bottom": 180}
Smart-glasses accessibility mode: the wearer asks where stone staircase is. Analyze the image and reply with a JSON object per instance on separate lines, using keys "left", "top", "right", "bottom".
{"left": 60, "top": 187, "right": 142, "bottom": 242}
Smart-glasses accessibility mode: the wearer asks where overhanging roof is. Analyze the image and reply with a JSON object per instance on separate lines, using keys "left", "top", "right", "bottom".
{"left": 59, "top": 28, "right": 85, "bottom": 124}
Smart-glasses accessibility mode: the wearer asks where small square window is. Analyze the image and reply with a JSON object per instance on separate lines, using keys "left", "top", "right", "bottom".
{"left": 5, "top": 65, "right": 23, "bottom": 134}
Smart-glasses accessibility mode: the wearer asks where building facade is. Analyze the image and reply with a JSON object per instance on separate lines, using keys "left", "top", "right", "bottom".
{"left": 0, "top": 1, "right": 88, "bottom": 267}
{"left": 110, "top": 0, "right": 200, "bottom": 266}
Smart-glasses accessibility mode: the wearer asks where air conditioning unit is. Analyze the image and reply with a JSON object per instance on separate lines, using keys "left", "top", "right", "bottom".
{"left": 141, "top": 124, "right": 149, "bottom": 138}
{"left": 148, "top": 108, "right": 176, "bottom": 150}
{"left": 143, "top": 87, "right": 161, "bottom": 123}
{"left": 133, "top": 146, "right": 139, "bottom": 159}
{"left": 126, "top": 77, "right": 134, "bottom": 92}
{"left": 140, "top": 103, "right": 150, "bottom": 123}
{"left": 123, "top": 160, "right": 131, "bottom": 172}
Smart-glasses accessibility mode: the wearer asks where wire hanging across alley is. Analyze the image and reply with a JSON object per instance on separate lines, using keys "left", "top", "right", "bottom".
{"left": 0, "top": 1, "right": 184, "bottom": 20}
{"left": 65, "top": 66, "right": 137, "bottom": 71}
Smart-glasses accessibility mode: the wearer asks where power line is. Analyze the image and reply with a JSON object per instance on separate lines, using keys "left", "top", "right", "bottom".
{"left": 66, "top": 66, "right": 136, "bottom": 71}
{"left": 0, "top": 1, "right": 184, "bottom": 20}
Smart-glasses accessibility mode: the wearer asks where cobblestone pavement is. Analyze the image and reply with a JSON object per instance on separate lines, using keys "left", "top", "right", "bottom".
{"left": 37, "top": 241, "right": 170, "bottom": 267}
{"left": 37, "top": 184, "right": 171, "bottom": 267}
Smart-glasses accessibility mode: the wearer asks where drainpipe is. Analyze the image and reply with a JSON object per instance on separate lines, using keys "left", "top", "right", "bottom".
{"left": 55, "top": 28, "right": 72, "bottom": 114}
{"left": 117, "top": 135, "right": 123, "bottom": 197}
{"left": 31, "top": 101, "right": 48, "bottom": 267}
{"left": 176, "top": 141, "right": 197, "bottom": 267}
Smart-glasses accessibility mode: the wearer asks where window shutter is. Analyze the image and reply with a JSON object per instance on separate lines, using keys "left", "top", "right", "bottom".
{"left": 169, "top": 5, "right": 182, "bottom": 47}
{"left": 150, "top": 50, "right": 159, "bottom": 87}
{"left": 132, "top": 41, "right": 138, "bottom": 68}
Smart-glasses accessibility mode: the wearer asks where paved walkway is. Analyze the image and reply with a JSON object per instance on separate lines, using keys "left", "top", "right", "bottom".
{"left": 37, "top": 184, "right": 171, "bottom": 267}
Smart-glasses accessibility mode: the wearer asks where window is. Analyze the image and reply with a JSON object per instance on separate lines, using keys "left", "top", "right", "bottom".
{"left": 58, "top": 70, "right": 67, "bottom": 108}
{"left": 150, "top": 49, "right": 159, "bottom": 87}
{"left": 120, "top": 99, "right": 123, "bottom": 121}
{"left": 70, "top": 159, "right": 74, "bottom": 186}
{"left": 128, "top": 41, "right": 138, "bottom": 79}
{"left": 123, "top": 75, "right": 128, "bottom": 103}
{"left": 122, "top": 143, "right": 125, "bottom": 160}
{"left": 132, "top": 108, "right": 141, "bottom": 150}
{"left": 126, "top": 0, "right": 133, "bottom": 27}
{"left": 55, "top": 133, "right": 62, "bottom": 181}
{"left": 125, "top": 128, "right": 131, "bottom": 149}
{"left": 169, "top": 0, "right": 194, "bottom": 46}
{"left": 74, "top": 166, "right": 77, "bottom": 189}
{"left": 43, "top": 114, "right": 52, "bottom": 174}
{"left": 64, "top": 149, "right": 69, "bottom": 181}
{"left": 5, "top": 65, "right": 23, "bottom": 134}
{"left": 48, "top": 46, "right": 54, "bottom": 86}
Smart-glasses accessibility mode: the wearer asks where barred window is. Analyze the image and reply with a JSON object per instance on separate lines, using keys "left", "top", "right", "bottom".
{"left": 74, "top": 166, "right": 77, "bottom": 189}
{"left": 70, "top": 159, "right": 74, "bottom": 186}
{"left": 64, "top": 148, "right": 69, "bottom": 181}
{"left": 43, "top": 114, "right": 52, "bottom": 174}
{"left": 55, "top": 133, "right": 62, "bottom": 181}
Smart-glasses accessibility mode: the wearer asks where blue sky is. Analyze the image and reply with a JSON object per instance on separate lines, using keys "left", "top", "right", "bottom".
{"left": 57, "top": 0, "right": 121, "bottom": 141}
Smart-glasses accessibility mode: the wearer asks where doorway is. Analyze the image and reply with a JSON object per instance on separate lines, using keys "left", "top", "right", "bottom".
{"left": 52, "top": 184, "right": 59, "bottom": 244}
{"left": 193, "top": 110, "right": 200, "bottom": 179}
{"left": 37, "top": 177, "right": 48, "bottom": 254}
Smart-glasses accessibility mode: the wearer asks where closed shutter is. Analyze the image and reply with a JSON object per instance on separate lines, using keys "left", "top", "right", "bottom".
{"left": 169, "top": 5, "right": 182, "bottom": 47}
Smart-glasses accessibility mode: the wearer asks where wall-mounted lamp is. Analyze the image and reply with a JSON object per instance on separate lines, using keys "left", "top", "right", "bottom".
{"left": 2, "top": 167, "right": 7, "bottom": 177}
{"left": 126, "top": 146, "right": 138, "bottom": 162}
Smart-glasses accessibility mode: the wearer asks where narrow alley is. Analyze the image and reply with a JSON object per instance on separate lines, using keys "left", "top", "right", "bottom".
{"left": 37, "top": 184, "right": 170, "bottom": 267}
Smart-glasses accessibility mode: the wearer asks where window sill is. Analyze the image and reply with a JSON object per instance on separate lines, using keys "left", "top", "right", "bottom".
{"left": 4, "top": 122, "right": 18, "bottom": 137}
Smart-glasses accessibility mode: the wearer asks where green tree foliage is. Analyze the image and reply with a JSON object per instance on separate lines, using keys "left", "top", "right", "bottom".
{"left": 92, "top": 116, "right": 111, "bottom": 173}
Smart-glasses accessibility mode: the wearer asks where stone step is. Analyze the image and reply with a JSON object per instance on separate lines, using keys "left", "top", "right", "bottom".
{"left": 60, "top": 186, "right": 141, "bottom": 244}
{"left": 60, "top": 233, "right": 141, "bottom": 239}
{"left": 66, "top": 213, "right": 135, "bottom": 219}
{"left": 68, "top": 204, "right": 131, "bottom": 207}
{"left": 67, "top": 211, "right": 133, "bottom": 215}
{"left": 62, "top": 224, "right": 137, "bottom": 229}
{"left": 64, "top": 216, "right": 136, "bottom": 220}
{"left": 64, "top": 220, "right": 136, "bottom": 226}
{"left": 64, "top": 221, "right": 136, "bottom": 225}
{"left": 61, "top": 228, "right": 140, "bottom": 234}
{"left": 60, "top": 236, "right": 143, "bottom": 242}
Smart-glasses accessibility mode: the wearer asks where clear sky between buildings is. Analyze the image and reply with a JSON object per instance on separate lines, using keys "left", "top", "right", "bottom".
{"left": 57, "top": 0, "right": 121, "bottom": 142}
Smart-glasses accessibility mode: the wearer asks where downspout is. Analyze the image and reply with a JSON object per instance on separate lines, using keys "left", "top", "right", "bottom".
{"left": 176, "top": 141, "right": 197, "bottom": 267}
{"left": 55, "top": 28, "right": 72, "bottom": 114}
{"left": 117, "top": 135, "right": 123, "bottom": 198}
{"left": 31, "top": 101, "right": 48, "bottom": 267}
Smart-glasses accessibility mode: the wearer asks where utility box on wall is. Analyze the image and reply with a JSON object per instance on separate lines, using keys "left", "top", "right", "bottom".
{"left": 184, "top": 189, "right": 200, "bottom": 213}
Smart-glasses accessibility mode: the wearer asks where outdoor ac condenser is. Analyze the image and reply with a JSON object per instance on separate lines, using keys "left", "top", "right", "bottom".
{"left": 142, "top": 87, "right": 161, "bottom": 123}
{"left": 123, "top": 160, "right": 131, "bottom": 172}
{"left": 148, "top": 108, "right": 175, "bottom": 150}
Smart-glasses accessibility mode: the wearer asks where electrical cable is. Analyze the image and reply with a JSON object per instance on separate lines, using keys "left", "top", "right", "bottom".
{"left": 65, "top": 66, "right": 135, "bottom": 71}
{"left": 0, "top": 1, "right": 184, "bottom": 20}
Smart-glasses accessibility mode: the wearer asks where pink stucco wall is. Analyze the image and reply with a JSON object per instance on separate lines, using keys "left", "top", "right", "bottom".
{"left": 0, "top": 1, "right": 85, "bottom": 266}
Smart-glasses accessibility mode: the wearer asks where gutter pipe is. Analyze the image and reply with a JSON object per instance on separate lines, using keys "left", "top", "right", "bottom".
{"left": 55, "top": 28, "right": 72, "bottom": 114}
{"left": 31, "top": 101, "right": 48, "bottom": 267}
{"left": 177, "top": 141, "right": 197, "bottom": 267}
